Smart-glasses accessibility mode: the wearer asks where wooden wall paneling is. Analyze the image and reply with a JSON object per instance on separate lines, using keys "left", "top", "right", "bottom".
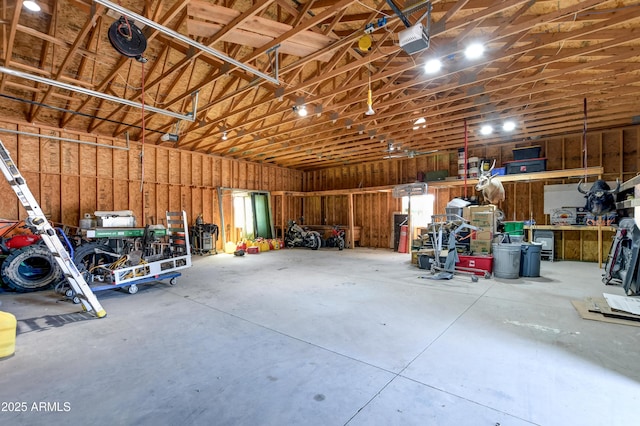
{"left": 211, "top": 157, "right": 221, "bottom": 187}
{"left": 155, "top": 184, "right": 169, "bottom": 225}
{"left": 41, "top": 174, "right": 61, "bottom": 222}
{"left": 274, "top": 166, "right": 282, "bottom": 191}
{"left": 622, "top": 128, "right": 638, "bottom": 180}
{"left": 512, "top": 182, "right": 530, "bottom": 221}
{"left": 192, "top": 153, "right": 203, "bottom": 187}
{"left": 97, "top": 144, "right": 113, "bottom": 179}
{"left": 601, "top": 130, "right": 621, "bottom": 179}
{"left": 80, "top": 174, "right": 97, "bottom": 223}
{"left": 373, "top": 161, "right": 387, "bottom": 186}
{"left": 201, "top": 156, "right": 211, "bottom": 187}
{"left": 61, "top": 175, "right": 79, "bottom": 225}
{"left": 38, "top": 134, "right": 60, "bottom": 221}
{"left": 585, "top": 132, "right": 601, "bottom": 169}
{"left": 181, "top": 187, "right": 192, "bottom": 221}
{"left": 79, "top": 141, "right": 97, "bottom": 179}
{"left": 373, "top": 192, "right": 382, "bottom": 247}
{"left": 220, "top": 158, "right": 230, "bottom": 187}
{"left": 40, "top": 132, "right": 60, "bottom": 175}
{"left": 128, "top": 144, "right": 142, "bottom": 185}
{"left": 191, "top": 187, "right": 202, "bottom": 222}
{"left": 16, "top": 125, "right": 39, "bottom": 172}
{"left": 127, "top": 182, "right": 143, "bottom": 223}
{"left": 545, "top": 138, "right": 563, "bottom": 171}
{"left": 97, "top": 178, "right": 113, "bottom": 212}
{"left": 169, "top": 185, "right": 181, "bottom": 212}
{"left": 563, "top": 135, "right": 582, "bottom": 170}
{"left": 581, "top": 229, "right": 598, "bottom": 262}
{"left": 231, "top": 161, "right": 239, "bottom": 187}
{"left": 168, "top": 150, "right": 180, "bottom": 184}
{"left": 113, "top": 179, "right": 129, "bottom": 211}
{"left": 155, "top": 148, "right": 169, "bottom": 184}
{"left": 530, "top": 180, "right": 545, "bottom": 224}
{"left": 501, "top": 142, "right": 515, "bottom": 164}
{"left": 59, "top": 136, "right": 79, "bottom": 186}
{"left": 180, "top": 151, "right": 192, "bottom": 186}
{"left": 484, "top": 145, "right": 502, "bottom": 167}
{"left": 143, "top": 183, "right": 156, "bottom": 225}
{"left": 563, "top": 230, "right": 581, "bottom": 260}
{"left": 237, "top": 161, "right": 246, "bottom": 189}
{"left": 202, "top": 187, "right": 213, "bottom": 223}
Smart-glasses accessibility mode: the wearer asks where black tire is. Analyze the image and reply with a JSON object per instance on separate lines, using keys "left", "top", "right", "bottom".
{"left": 338, "top": 238, "right": 345, "bottom": 251}
{"left": 310, "top": 234, "right": 321, "bottom": 250}
{"left": 1, "top": 245, "right": 62, "bottom": 292}
{"left": 73, "top": 241, "right": 117, "bottom": 273}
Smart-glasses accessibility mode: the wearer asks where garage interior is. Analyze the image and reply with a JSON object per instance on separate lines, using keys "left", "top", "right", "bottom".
{"left": 1, "top": 0, "right": 640, "bottom": 424}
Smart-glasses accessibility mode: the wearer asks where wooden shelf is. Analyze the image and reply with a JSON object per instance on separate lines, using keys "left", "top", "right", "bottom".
{"left": 619, "top": 174, "right": 640, "bottom": 192}
{"left": 428, "top": 167, "right": 604, "bottom": 187}
{"left": 617, "top": 198, "right": 640, "bottom": 209}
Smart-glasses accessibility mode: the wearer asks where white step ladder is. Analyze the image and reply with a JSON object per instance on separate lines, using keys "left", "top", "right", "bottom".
{"left": 0, "top": 139, "right": 106, "bottom": 318}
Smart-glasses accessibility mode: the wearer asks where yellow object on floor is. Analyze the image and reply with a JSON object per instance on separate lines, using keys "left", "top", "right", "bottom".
{"left": 0, "top": 311, "right": 17, "bottom": 358}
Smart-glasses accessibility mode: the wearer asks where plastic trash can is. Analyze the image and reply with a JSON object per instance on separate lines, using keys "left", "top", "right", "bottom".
{"left": 520, "top": 243, "right": 542, "bottom": 277}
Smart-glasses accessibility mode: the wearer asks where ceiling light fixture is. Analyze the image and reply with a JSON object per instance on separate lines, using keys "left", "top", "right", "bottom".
{"left": 292, "top": 105, "right": 307, "bottom": 117}
{"left": 465, "top": 42, "right": 485, "bottom": 60}
{"left": 23, "top": 1, "right": 41, "bottom": 12}
{"left": 503, "top": 120, "right": 516, "bottom": 132}
{"left": 222, "top": 131, "right": 228, "bottom": 141}
{"left": 480, "top": 124, "right": 493, "bottom": 135}
{"left": 424, "top": 59, "right": 442, "bottom": 74}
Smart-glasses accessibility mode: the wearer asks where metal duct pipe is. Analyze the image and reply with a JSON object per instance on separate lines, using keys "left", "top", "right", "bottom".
{"left": 94, "top": 0, "right": 280, "bottom": 85}
{"left": 0, "top": 66, "right": 195, "bottom": 122}
{"left": 0, "top": 128, "right": 130, "bottom": 151}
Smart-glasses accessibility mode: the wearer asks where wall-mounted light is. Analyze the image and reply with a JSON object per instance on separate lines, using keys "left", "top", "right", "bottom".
{"left": 222, "top": 131, "right": 228, "bottom": 141}
{"left": 23, "top": 1, "right": 41, "bottom": 12}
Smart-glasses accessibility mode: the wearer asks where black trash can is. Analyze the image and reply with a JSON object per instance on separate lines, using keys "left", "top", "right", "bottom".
{"left": 520, "top": 243, "right": 542, "bottom": 277}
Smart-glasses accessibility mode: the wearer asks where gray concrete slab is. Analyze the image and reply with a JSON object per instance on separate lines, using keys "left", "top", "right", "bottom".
{"left": 1, "top": 248, "right": 638, "bottom": 425}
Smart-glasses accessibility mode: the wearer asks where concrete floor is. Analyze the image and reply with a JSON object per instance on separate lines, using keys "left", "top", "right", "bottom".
{"left": 1, "top": 248, "right": 639, "bottom": 425}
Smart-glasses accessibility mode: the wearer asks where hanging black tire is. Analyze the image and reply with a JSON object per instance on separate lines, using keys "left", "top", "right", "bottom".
{"left": 1, "top": 245, "right": 62, "bottom": 292}
{"left": 73, "top": 241, "right": 117, "bottom": 273}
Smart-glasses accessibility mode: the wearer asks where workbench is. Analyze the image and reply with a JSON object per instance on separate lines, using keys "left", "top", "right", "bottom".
{"left": 524, "top": 225, "right": 616, "bottom": 267}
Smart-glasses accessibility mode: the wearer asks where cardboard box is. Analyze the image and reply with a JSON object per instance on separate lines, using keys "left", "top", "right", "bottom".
{"left": 473, "top": 230, "right": 493, "bottom": 241}
{"left": 471, "top": 213, "right": 493, "bottom": 228}
{"left": 471, "top": 239, "right": 492, "bottom": 254}
{"left": 467, "top": 205, "right": 497, "bottom": 230}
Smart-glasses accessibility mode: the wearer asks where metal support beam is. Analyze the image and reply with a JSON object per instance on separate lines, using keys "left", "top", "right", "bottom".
{"left": 94, "top": 0, "right": 280, "bottom": 85}
{"left": 0, "top": 66, "right": 196, "bottom": 122}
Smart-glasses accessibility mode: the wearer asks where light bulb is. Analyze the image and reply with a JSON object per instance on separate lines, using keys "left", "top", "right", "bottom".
{"left": 424, "top": 59, "right": 442, "bottom": 74}
{"left": 465, "top": 43, "right": 485, "bottom": 60}
{"left": 222, "top": 132, "right": 228, "bottom": 141}
{"left": 480, "top": 125, "right": 493, "bottom": 135}
{"left": 23, "top": 1, "right": 41, "bottom": 12}
{"left": 503, "top": 121, "right": 516, "bottom": 132}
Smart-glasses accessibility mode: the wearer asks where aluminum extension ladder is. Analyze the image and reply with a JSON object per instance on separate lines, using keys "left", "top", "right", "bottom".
{"left": 0, "top": 139, "right": 106, "bottom": 318}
